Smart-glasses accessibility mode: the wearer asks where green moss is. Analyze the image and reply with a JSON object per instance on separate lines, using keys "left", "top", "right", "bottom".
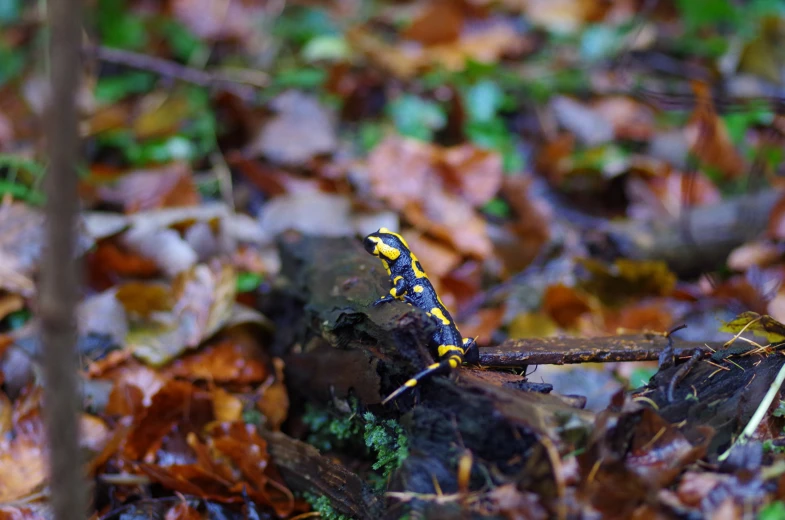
{"left": 302, "top": 403, "right": 409, "bottom": 487}
{"left": 302, "top": 493, "right": 352, "bottom": 520}
{"left": 363, "top": 412, "right": 409, "bottom": 479}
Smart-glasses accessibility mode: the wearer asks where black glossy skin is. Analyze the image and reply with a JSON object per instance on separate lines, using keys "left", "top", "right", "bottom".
{"left": 363, "top": 228, "right": 478, "bottom": 403}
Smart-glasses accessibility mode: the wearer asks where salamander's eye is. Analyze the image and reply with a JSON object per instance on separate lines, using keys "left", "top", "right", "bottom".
{"left": 363, "top": 236, "right": 379, "bottom": 255}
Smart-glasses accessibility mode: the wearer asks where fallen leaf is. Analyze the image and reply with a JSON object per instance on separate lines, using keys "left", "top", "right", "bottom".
{"left": 578, "top": 258, "right": 677, "bottom": 306}
{"left": 348, "top": 16, "right": 529, "bottom": 78}
{"left": 96, "top": 162, "right": 200, "bottom": 213}
{"left": 542, "top": 283, "right": 591, "bottom": 329}
{"left": 123, "top": 379, "right": 213, "bottom": 462}
{"left": 248, "top": 91, "right": 337, "bottom": 166}
{"left": 366, "top": 136, "right": 494, "bottom": 258}
{"left": 212, "top": 387, "right": 243, "bottom": 423}
{"left": 256, "top": 358, "right": 289, "bottom": 431}
{"left": 171, "top": 0, "right": 271, "bottom": 42}
{"left": 130, "top": 261, "right": 237, "bottom": 366}
{"left": 719, "top": 311, "right": 785, "bottom": 343}
{"left": 685, "top": 82, "right": 746, "bottom": 180}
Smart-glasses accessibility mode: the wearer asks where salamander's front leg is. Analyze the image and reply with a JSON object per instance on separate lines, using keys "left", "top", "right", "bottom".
{"left": 373, "top": 275, "right": 409, "bottom": 306}
{"left": 463, "top": 337, "right": 479, "bottom": 364}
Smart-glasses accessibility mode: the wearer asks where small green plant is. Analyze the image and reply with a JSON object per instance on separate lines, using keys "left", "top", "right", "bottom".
{"left": 302, "top": 493, "right": 351, "bottom": 520}
{"left": 759, "top": 501, "right": 785, "bottom": 520}
{"left": 303, "top": 404, "right": 409, "bottom": 485}
{"left": 363, "top": 411, "right": 409, "bottom": 479}
{"left": 0, "top": 154, "right": 46, "bottom": 205}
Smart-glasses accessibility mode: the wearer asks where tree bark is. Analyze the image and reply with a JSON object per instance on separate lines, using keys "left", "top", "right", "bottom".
{"left": 41, "top": 0, "right": 87, "bottom": 518}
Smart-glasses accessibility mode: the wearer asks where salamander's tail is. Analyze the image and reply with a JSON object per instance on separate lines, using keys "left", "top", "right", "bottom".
{"left": 382, "top": 357, "right": 458, "bottom": 405}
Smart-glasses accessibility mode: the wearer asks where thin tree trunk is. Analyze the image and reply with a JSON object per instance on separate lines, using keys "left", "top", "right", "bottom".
{"left": 41, "top": 0, "right": 86, "bottom": 518}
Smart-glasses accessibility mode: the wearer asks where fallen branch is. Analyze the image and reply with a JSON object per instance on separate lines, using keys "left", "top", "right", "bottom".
{"left": 480, "top": 335, "right": 714, "bottom": 367}
{"left": 82, "top": 44, "right": 265, "bottom": 101}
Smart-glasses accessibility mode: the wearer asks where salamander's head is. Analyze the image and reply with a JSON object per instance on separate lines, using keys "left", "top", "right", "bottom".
{"left": 363, "top": 227, "right": 409, "bottom": 263}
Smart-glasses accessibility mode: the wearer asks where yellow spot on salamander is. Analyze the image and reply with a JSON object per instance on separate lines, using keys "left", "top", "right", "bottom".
{"left": 410, "top": 253, "right": 427, "bottom": 279}
{"left": 367, "top": 236, "right": 401, "bottom": 261}
{"left": 393, "top": 276, "right": 403, "bottom": 284}
{"left": 389, "top": 287, "right": 398, "bottom": 297}
{"left": 427, "top": 362, "right": 441, "bottom": 370}
{"left": 405, "top": 379, "right": 418, "bottom": 388}
{"left": 448, "top": 357, "right": 459, "bottom": 368}
{"left": 413, "top": 285, "right": 424, "bottom": 293}
{"left": 438, "top": 345, "right": 463, "bottom": 357}
{"left": 381, "top": 259, "right": 391, "bottom": 275}
{"left": 430, "top": 307, "right": 450, "bottom": 325}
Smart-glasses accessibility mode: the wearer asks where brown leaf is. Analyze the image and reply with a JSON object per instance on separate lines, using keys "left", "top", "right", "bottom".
{"left": 86, "top": 240, "right": 160, "bottom": 290}
{"left": 256, "top": 358, "right": 289, "bottom": 431}
{"left": 402, "top": 0, "right": 464, "bottom": 46}
{"left": 167, "top": 339, "right": 269, "bottom": 385}
{"left": 212, "top": 387, "right": 243, "bottom": 423}
{"left": 97, "top": 163, "right": 200, "bottom": 213}
{"left": 366, "top": 136, "right": 494, "bottom": 258}
{"left": 124, "top": 379, "right": 214, "bottom": 462}
{"left": 348, "top": 16, "right": 528, "bottom": 78}
{"left": 542, "top": 283, "right": 591, "bottom": 329}
{"left": 130, "top": 261, "right": 237, "bottom": 366}
{"left": 685, "top": 82, "right": 746, "bottom": 180}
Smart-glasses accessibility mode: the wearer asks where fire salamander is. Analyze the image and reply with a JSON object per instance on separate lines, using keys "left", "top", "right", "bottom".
{"left": 363, "top": 228, "right": 478, "bottom": 404}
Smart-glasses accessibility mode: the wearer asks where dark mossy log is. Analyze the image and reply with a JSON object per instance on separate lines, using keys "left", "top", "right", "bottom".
{"left": 261, "top": 430, "right": 383, "bottom": 520}
{"left": 483, "top": 335, "right": 717, "bottom": 367}
{"left": 275, "top": 233, "right": 597, "bottom": 517}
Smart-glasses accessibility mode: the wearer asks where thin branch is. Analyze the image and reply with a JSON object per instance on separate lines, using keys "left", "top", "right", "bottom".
{"left": 41, "top": 0, "right": 87, "bottom": 518}
{"left": 83, "top": 44, "right": 266, "bottom": 100}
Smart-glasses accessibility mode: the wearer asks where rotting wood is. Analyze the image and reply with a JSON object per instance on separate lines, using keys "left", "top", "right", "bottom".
{"left": 261, "top": 430, "right": 383, "bottom": 520}
{"left": 481, "top": 335, "right": 716, "bottom": 367}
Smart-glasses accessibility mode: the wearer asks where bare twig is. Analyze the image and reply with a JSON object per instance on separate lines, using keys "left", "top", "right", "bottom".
{"left": 82, "top": 44, "right": 266, "bottom": 100}
{"left": 41, "top": 0, "right": 87, "bottom": 518}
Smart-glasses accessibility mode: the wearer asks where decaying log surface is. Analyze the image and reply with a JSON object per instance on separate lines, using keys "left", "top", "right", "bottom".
{"left": 272, "top": 232, "right": 597, "bottom": 517}
{"left": 261, "top": 430, "right": 383, "bottom": 520}
{"left": 483, "top": 335, "right": 717, "bottom": 367}
{"left": 268, "top": 232, "right": 785, "bottom": 518}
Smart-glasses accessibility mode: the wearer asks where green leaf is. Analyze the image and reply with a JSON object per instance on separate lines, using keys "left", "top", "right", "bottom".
{"left": 236, "top": 272, "right": 263, "bottom": 293}
{"left": 158, "top": 20, "right": 208, "bottom": 63}
{"left": 759, "top": 501, "right": 785, "bottom": 520}
{"left": 0, "top": 0, "right": 20, "bottom": 25}
{"left": 389, "top": 95, "right": 446, "bottom": 141}
{"left": 465, "top": 80, "right": 503, "bottom": 123}
{"left": 482, "top": 198, "right": 511, "bottom": 218}
{"left": 273, "top": 67, "right": 327, "bottom": 89}
{"left": 0, "top": 42, "right": 24, "bottom": 86}
{"left": 628, "top": 367, "right": 657, "bottom": 388}
{"left": 272, "top": 6, "right": 338, "bottom": 46}
{"left": 95, "top": 72, "right": 157, "bottom": 104}
{"left": 97, "top": 0, "right": 148, "bottom": 51}
{"left": 676, "top": 0, "right": 737, "bottom": 31}
{"left": 302, "top": 35, "right": 350, "bottom": 62}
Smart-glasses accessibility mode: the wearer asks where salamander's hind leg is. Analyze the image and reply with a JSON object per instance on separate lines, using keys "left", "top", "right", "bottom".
{"left": 372, "top": 295, "right": 397, "bottom": 306}
{"left": 382, "top": 359, "right": 453, "bottom": 405}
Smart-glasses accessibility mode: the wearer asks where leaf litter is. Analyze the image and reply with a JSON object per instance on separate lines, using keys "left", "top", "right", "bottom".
{"left": 1, "top": 0, "right": 785, "bottom": 518}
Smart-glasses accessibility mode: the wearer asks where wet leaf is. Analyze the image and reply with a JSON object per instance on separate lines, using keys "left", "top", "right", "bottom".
{"left": 719, "top": 311, "right": 785, "bottom": 343}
